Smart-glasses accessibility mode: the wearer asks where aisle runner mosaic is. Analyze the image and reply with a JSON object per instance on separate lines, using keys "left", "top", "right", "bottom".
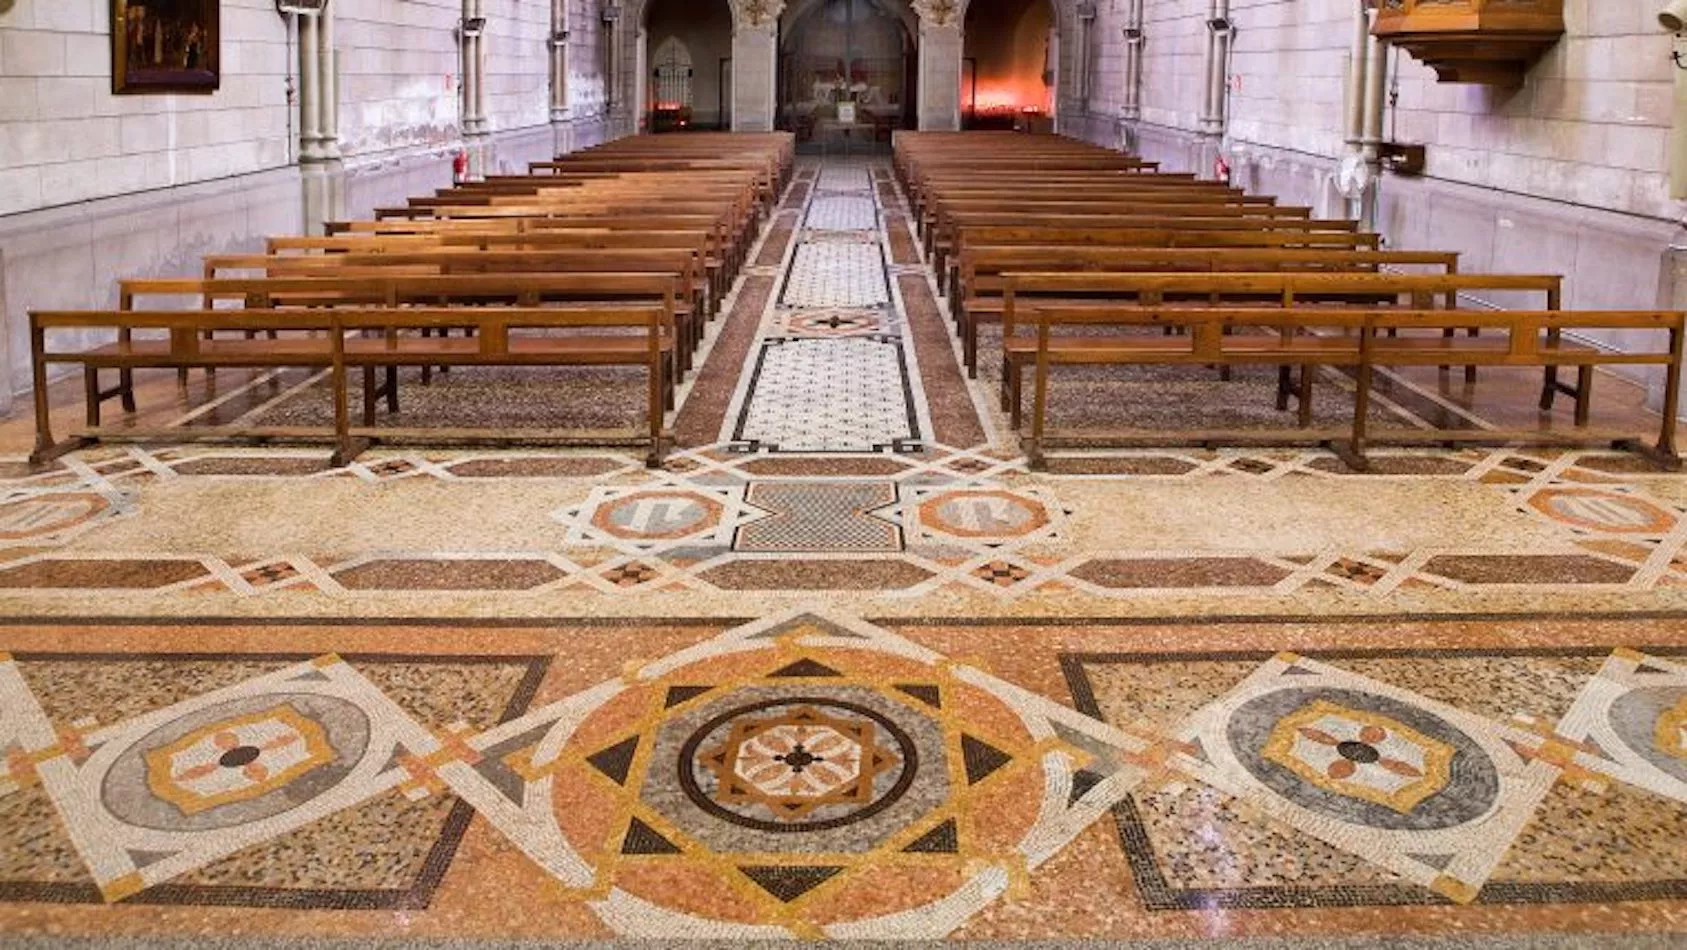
{"left": 727, "top": 162, "right": 931, "bottom": 453}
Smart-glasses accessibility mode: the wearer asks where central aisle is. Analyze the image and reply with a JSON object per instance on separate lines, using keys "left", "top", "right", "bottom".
{"left": 721, "top": 160, "right": 935, "bottom": 453}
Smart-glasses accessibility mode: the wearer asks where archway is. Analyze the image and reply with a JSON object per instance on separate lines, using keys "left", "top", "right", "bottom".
{"left": 644, "top": 0, "right": 734, "bottom": 131}
{"left": 960, "top": 0, "right": 1053, "bottom": 129}
{"left": 778, "top": 0, "right": 917, "bottom": 152}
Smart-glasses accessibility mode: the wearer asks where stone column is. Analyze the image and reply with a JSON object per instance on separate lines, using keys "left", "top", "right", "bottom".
{"left": 912, "top": 0, "right": 961, "bottom": 132}
{"left": 298, "top": 11, "right": 324, "bottom": 162}
{"left": 730, "top": 24, "right": 777, "bottom": 131}
{"left": 728, "top": 0, "right": 781, "bottom": 132}
{"left": 461, "top": 0, "right": 489, "bottom": 179}
{"left": 551, "top": 0, "right": 571, "bottom": 155}
{"left": 318, "top": 0, "right": 340, "bottom": 161}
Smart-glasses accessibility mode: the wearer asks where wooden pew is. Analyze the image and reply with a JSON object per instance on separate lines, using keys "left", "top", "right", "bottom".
{"left": 116, "top": 272, "right": 681, "bottom": 424}
{"left": 30, "top": 305, "right": 672, "bottom": 467}
{"left": 1013, "top": 303, "right": 1683, "bottom": 471}
{"left": 951, "top": 247, "right": 1461, "bottom": 376}
{"left": 998, "top": 271, "right": 1563, "bottom": 430}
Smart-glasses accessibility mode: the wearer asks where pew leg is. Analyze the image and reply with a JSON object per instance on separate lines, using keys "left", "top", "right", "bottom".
{"left": 361, "top": 367, "right": 377, "bottom": 426}
{"left": 385, "top": 366, "right": 399, "bottom": 414}
{"left": 1466, "top": 327, "right": 1479, "bottom": 383}
{"left": 964, "top": 315, "right": 979, "bottom": 381}
{"left": 84, "top": 369, "right": 101, "bottom": 427}
{"left": 1539, "top": 367, "right": 1558, "bottom": 410}
{"left": 647, "top": 362, "right": 665, "bottom": 469}
{"left": 118, "top": 370, "right": 136, "bottom": 413}
{"left": 1275, "top": 366, "right": 1291, "bottom": 412}
{"left": 1298, "top": 365, "right": 1315, "bottom": 428}
{"left": 1027, "top": 360, "right": 1050, "bottom": 472}
{"left": 330, "top": 354, "right": 352, "bottom": 468}
{"left": 30, "top": 327, "right": 66, "bottom": 468}
{"left": 420, "top": 329, "right": 434, "bottom": 385}
{"left": 1345, "top": 361, "right": 1374, "bottom": 473}
{"left": 1656, "top": 334, "right": 1683, "bottom": 469}
{"left": 664, "top": 354, "right": 676, "bottom": 412}
{"left": 1574, "top": 365, "right": 1593, "bottom": 427}
{"left": 1008, "top": 362, "right": 1024, "bottom": 431}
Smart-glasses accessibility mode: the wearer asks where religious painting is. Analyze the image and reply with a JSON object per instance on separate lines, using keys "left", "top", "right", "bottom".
{"left": 110, "top": 0, "right": 220, "bottom": 94}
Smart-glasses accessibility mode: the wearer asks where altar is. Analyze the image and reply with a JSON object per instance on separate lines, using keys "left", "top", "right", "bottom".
{"left": 778, "top": 0, "right": 911, "bottom": 151}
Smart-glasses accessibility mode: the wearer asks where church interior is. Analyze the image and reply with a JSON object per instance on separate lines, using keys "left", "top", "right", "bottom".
{"left": 3, "top": 0, "right": 1687, "bottom": 945}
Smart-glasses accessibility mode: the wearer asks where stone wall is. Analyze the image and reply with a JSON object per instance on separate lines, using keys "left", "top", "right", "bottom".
{"left": 0, "top": 0, "right": 616, "bottom": 410}
{"left": 338, "top": 0, "right": 462, "bottom": 158}
{"left": 0, "top": 0, "right": 292, "bottom": 216}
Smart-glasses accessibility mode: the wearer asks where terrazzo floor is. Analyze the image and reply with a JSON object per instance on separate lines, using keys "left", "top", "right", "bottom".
{"left": 0, "top": 159, "right": 1685, "bottom": 945}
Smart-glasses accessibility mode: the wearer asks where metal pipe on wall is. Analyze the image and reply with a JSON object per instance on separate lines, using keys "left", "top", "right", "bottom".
{"left": 1120, "top": 0, "right": 1144, "bottom": 122}
{"left": 1197, "top": 0, "right": 1216, "bottom": 134}
{"left": 1208, "top": 0, "right": 1231, "bottom": 138}
{"left": 477, "top": 0, "right": 489, "bottom": 134}
{"left": 283, "top": 11, "right": 299, "bottom": 164}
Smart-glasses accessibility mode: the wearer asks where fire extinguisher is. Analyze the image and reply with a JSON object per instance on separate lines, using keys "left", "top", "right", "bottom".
{"left": 452, "top": 150, "right": 469, "bottom": 185}
{"left": 1213, "top": 154, "right": 1231, "bottom": 185}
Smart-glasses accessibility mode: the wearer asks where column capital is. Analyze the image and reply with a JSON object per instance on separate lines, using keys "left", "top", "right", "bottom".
{"left": 911, "top": 0, "right": 959, "bottom": 27}
{"left": 735, "top": 0, "right": 784, "bottom": 28}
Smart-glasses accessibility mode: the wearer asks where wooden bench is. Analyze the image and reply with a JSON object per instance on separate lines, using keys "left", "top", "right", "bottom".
{"left": 30, "top": 304, "right": 672, "bottom": 467}
{"left": 952, "top": 247, "right": 1461, "bottom": 375}
{"left": 999, "top": 271, "right": 1563, "bottom": 430}
{"left": 1013, "top": 303, "right": 1683, "bottom": 471}
{"left": 931, "top": 213, "right": 1364, "bottom": 282}
{"left": 116, "top": 272, "right": 682, "bottom": 420}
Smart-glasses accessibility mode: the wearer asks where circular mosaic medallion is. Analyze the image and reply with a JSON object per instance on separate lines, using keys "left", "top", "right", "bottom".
{"left": 1527, "top": 489, "right": 1676, "bottom": 534}
{"left": 0, "top": 492, "right": 112, "bottom": 541}
{"left": 589, "top": 490, "right": 724, "bottom": 543}
{"left": 1608, "top": 685, "right": 1687, "bottom": 783}
{"left": 101, "top": 693, "right": 369, "bottom": 832}
{"left": 1227, "top": 687, "right": 1500, "bottom": 830}
{"left": 678, "top": 696, "right": 917, "bottom": 833}
{"left": 917, "top": 490, "right": 1050, "bottom": 541}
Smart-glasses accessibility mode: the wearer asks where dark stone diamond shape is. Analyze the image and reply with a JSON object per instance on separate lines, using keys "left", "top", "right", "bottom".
{"left": 1336, "top": 740, "right": 1381, "bottom": 765}
{"left": 218, "top": 746, "right": 261, "bottom": 769}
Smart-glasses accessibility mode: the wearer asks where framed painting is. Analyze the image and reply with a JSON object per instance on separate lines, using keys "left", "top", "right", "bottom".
{"left": 111, "top": 0, "right": 220, "bottom": 94}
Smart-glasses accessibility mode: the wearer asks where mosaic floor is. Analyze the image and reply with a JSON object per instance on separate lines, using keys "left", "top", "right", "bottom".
{"left": 2, "top": 159, "right": 1687, "bottom": 945}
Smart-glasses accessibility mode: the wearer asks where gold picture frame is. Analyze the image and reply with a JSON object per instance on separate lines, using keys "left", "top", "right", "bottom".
{"left": 111, "top": 0, "right": 219, "bottom": 95}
